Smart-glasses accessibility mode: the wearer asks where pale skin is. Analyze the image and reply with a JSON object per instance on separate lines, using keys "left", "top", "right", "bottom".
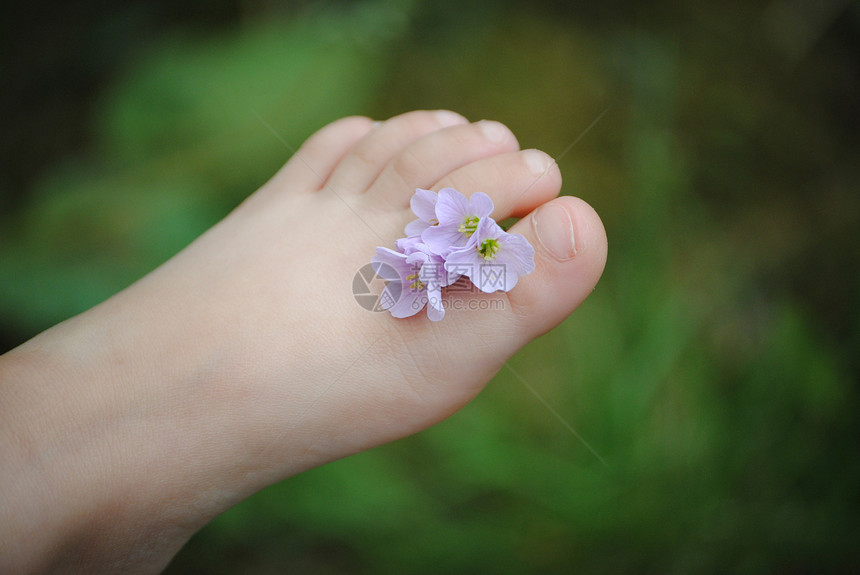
{"left": 0, "top": 110, "right": 607, "bottom": 574}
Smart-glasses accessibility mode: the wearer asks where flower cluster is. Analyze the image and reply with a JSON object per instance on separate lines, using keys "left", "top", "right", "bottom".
{"left": 371, "top": 188, "right": 535, "bottom": 321}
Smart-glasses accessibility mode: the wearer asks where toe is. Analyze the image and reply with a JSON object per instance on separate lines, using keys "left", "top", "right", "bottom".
{"left": 504, "top": 195, "right": 608, "bottom": 339}
{"left": 367, "top": 120, "right": 520, "bottom": 208}
{"left": 266, "top": 116, "right": 375, "bottom": 193}
{"left": 382, "top": 148, "right": 561, "bottom": 240}
{"left": 430, "top": 149, "right": 561, "bottom": 220}
{"left": 325, "top": 110, "right": 468, "bottom": 196}
{"left": 378, "top": 196, "right": 605, "bottom": 397}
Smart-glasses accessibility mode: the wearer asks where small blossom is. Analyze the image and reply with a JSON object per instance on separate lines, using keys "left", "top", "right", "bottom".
{"left": 422, "top": 188, "right": 494, "bottom": 256}
{"left": 406, "top": 245, "right": 448, "bottom": 321}
{"left": 371, "top": 247, "right": 429, "bottom": 319}
{"left": 371, "top": 243, "right": 448, "bottom": 321}
{"left": 444, "top": 217, "right": 535, "bottom": 293}
{"left": 369, "top": 187, "right": 535, "bottom": 320}
{"left": 404, "top": 188, "right": 439, "bottom": 237}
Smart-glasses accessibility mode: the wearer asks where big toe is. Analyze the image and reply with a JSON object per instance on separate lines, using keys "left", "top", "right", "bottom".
{"left": 402, "top": 195, "right": 606, "bottom": 394}
{"left": 505, "top": 195, "right": 608, "bottom": 339}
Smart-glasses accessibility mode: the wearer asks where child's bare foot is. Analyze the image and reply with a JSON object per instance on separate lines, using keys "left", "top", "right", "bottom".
{"left": 0, "top": 110, "right": 606, "bottom": 573}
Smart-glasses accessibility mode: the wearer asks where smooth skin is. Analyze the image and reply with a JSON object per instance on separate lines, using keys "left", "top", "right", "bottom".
{"left": 0, "top": 110, "right": 607, "bottom": 574}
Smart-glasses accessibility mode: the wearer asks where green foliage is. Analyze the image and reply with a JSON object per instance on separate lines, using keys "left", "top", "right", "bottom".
{"left": 2, "top": 0, "right": 858, "bottom": 573}
{"left": 1, "top": 0, "right": 412, "bottom": 332}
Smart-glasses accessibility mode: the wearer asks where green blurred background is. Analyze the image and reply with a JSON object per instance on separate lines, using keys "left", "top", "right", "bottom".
{"left": 2, "top": 0, "right": 859, "bottom": 572}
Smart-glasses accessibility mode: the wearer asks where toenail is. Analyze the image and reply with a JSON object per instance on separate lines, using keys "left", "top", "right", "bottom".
{"left": 533, "top": 203, "right": 577, "bottom": 261}
{"left": 524, "top": 149, "right": 552, "bottom": 175}
{"left": 478, "top": 120, "right": 508, "bottom": 144}
{"left": 434, "top": 110, "right": 467, "bottom": 127}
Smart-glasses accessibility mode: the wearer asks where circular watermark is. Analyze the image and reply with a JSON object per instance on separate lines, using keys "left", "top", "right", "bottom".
{"left": 352, "top": 262, "right": 401, "bottom": 312}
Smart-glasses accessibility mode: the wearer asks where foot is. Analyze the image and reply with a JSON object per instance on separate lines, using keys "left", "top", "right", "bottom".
{"left": 0, "top": 110, "right": 607, "bottom": 573}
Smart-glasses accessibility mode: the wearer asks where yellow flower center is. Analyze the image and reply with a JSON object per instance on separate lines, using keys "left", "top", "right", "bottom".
{"left": 477, "top": 238, "right": 500, "bottom": 260}
{"left": 458, "top": 215, "right": 480, "bottom": 236}
{"left": 406, "top": 273, "right": 425, "bottom": 291}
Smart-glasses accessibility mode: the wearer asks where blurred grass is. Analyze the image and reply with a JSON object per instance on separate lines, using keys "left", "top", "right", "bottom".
{"left": 2, "top": 0, "right": 859, "bottom": 573}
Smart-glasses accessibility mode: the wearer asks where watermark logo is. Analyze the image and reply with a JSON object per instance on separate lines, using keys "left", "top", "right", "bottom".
{"left": 352, "top": 262, "right": 508, "bottom": 313}
{"left": 352, "top": 262, "right": 401, "bottom": 312}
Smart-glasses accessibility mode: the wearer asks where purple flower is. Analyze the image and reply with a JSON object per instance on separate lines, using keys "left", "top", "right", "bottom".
{"left": 371, "top": 244, "right": 447, "bottom": 321}
{"left": 368, "top": 187, "right": 536, "bottom": 321}
{"left": 396, "top": 238, "right": 461, "bottom": 288}
{"left": 421, "top": 188, "right": 494, "bottom": 256}
{"left": 444, "top": 217, "right": 535, "bottom": 293}
{"left": 404, "top": 188, "right": 438, "bottom": 237}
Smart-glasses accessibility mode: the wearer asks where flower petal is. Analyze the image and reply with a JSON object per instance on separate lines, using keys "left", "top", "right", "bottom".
{"left": 426, "top": 297, "right": 445, "bottom": 321}
{"left": 410, "top": 188, "right": 438, "bottom": 222}
{"left": 444, "top": 245, "right": 482, "bottom": 283}
{"left": 474, "top": 216, "right": 504, "bottom": 241}
{"left": 371, "top": 247, "right": 408, "bottom": 280}
{"left": 388, "top": 290, "right": 427, "bottom": 318}
{"left": 422, "top": 224, "right": 468, "bottom": 256}
{"left": 395, "top": 235, "right": 424, "bottom": 254}
{"left": 468, "top": 192, "right": 495, "bottom": 218}
{"left": 434, "top": 188, "right": 470, "bottom": 225}
{"left": 499, "top": 232, "right": 536, "bottom": 275}
{"left": 404, "top": 219, "right": 429, "bottom": 237}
